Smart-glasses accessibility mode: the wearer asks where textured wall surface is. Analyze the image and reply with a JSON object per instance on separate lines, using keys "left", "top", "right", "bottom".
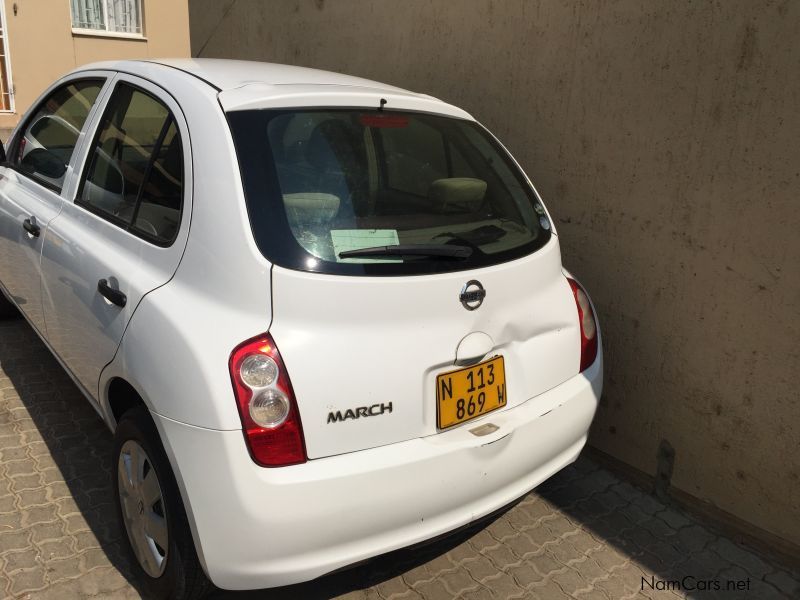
{"left": 189, "top": 0, "right": 800, "bottom": 547}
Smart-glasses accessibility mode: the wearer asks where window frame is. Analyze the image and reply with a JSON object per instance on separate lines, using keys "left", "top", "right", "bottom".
{"left": 74, "top": 80, "right": 185, "bottom": 249}
{"left": 70, "top": 0, "right": 145, "bottom": 39}
{"left": 5, "top": 76, "right": 108, "bottom": 195}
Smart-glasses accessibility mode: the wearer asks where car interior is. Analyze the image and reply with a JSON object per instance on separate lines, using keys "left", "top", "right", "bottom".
{"left": 268, "top": 111, "right": 537, "bottom": 261}
{"left": 80, "top": 85, "right": 183, "bottom": 244}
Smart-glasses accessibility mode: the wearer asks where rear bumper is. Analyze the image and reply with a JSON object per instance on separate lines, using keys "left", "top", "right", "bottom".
{"left": 154, "top": 355, "right": 602, "bottom": 590}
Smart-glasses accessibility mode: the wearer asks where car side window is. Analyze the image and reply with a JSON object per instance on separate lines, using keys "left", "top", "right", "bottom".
{"left": 78, "top": 82, "right": 184, "bottom": 246}
{"left": 11, "top": 79, "right": 104, "bottom": 192}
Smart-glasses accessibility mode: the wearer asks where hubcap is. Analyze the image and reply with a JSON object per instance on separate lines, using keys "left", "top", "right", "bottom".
{"left": 117, "top": 440, "right": 168, "bottom": 577}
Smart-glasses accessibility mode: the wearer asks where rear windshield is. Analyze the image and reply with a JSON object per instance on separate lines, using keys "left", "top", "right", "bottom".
{"left": 227, "top": 109, "right": 552, "bottom": 275}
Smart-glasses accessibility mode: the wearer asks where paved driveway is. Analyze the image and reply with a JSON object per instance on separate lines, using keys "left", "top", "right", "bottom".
{"left": 0, "top": 318, "right": 798, "bottom": 599}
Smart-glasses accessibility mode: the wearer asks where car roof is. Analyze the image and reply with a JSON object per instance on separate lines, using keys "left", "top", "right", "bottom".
{"left": 76, "top": 59, "right": 473, "bottom": 119}
{"left": 159, "top": 59, "right": 409, "bottom": 92}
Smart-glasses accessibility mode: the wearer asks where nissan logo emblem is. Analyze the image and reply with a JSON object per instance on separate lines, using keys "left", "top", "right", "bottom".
{"left": 459, "top": 280, "right": 486, "bottom": 311}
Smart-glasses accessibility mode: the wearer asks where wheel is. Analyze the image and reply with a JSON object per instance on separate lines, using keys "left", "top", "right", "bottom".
{"left": 0, "top": 288, "right": 19, "bottom": 319}
{"left": 113, "top": 406, "right": 212, "bottom": 599}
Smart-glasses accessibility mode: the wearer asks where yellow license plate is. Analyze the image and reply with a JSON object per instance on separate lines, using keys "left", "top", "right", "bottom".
{"left": 437, "top": 356, "right": 506, "bottom": 429}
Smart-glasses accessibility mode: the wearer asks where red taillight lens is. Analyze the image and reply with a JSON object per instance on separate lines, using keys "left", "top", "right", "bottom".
{"left": 567, "top": 278, "right": 599, "bottom": 372}
{"left": 229, "top": 334, "right": 306, "bottom": 467}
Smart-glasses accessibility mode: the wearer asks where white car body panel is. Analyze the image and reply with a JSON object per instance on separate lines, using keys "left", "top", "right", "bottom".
{"left": 0, "top": 170, "right": 63, "bottom": 334}
{"left": 41, "top": 72, "right": 194, "bottom": 397}
{"left": 0, "top": 59, "right": 603, "bottom": 591}
{"left": 150, "top": 58, "right": 413, "bottom": 93}
{"left": 0, "top": 71, "right": 113, "bottom": 335}
{"left": 219, "top": 83, "right": 473, "bottom": 118}
{"left": 271, "top": 237, "right": 581, "bottom": 459}
{"left": 98, "top": 65, "right": 272, "bottom": 430}
{"left": 155, "top": 355, "right": 601, "bottom": 589}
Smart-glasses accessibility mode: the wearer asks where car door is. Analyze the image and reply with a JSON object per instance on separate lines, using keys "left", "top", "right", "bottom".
{"left": 0, "top": 75, "right": 111, "bottom": 334}
{"left": 41, "top": 74, "right": 192, "bottom": 401}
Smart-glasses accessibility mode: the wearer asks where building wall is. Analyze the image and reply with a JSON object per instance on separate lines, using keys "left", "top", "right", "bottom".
{"left": 0, "top": 0, "right": 190, "bottom": 130}
{"left": 188, "top": 1, "right": 800, "bottom": 548}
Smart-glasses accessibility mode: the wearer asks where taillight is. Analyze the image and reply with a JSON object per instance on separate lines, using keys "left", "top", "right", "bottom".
{"left": 567, "top": 278, "right": 598, "bottom": 372}
{"left": 229, "top": 334, "right": 306, "bottom": 467}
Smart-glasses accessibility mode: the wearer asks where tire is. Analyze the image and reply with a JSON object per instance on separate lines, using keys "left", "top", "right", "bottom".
{"left": 113, "top": 406, "right": 212, "bottom": 600}
{"left": 0, "top": 289, "right": 19, "bottom": 319}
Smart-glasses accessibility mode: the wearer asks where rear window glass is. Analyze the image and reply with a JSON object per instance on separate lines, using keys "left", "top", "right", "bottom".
{"left": 228, "top": 109, "right": 552, "bottom": 276}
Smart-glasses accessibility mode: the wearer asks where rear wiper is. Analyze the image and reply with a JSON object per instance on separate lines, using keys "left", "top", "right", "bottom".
{"left": 338, "top": 244, "right": 473, "bottom": 260}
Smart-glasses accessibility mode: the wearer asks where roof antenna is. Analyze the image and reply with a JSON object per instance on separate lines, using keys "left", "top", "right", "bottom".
{"left": 378, "top": 98, "right": 387, "bottom": 111}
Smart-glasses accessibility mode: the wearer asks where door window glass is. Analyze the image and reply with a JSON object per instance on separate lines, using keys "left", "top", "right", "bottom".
{"left": 12, "top": 80, "right": 103, "bottom": 192}
{"left": 78, "top": 82, "right": 183, "bottom": 245}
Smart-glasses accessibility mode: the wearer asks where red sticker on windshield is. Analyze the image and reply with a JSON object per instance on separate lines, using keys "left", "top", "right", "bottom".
{"left": 359, "top": 114, "right": 409, "bottom": 128}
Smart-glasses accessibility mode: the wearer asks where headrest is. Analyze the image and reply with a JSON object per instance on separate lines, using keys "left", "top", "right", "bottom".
{"left": 283, "top": 192, "right": 340, "bottom": 227}
{"left": 305, "top": 120, "right": 358, "bottom": 171}
{"left": 428, "top": 178, "right": 487, "bottom": 213}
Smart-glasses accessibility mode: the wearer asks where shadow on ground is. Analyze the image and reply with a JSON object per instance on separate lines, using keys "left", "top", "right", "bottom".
{"left": 1, "top": 315, "right": 507, "bottom": 599}
{"left": 0, "top": 318, "right": 146, "bottom": 597}
{"left": 1, "top": 316, "right": 798, "bottom": 599}
{"left": 207, "top": 517, "right": 507, "bottom": 600}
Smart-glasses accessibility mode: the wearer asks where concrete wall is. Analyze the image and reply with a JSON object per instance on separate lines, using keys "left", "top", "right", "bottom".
{"left": 0, "top": 0, "right": 190, "bottom": 129}
{"left": 189, "top": 0, "right": 800, "bottom": 549}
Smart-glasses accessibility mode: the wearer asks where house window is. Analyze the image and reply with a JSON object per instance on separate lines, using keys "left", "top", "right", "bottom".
{"left": 71, "top": 0, "right": 143, "bottom": 35}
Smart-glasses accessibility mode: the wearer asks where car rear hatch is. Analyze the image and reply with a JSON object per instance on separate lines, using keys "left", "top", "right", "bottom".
{"left": 227, "top": 104, "right": 581, "bottom": 459}
{"left": 269, "top": 240, "right": 580, "bottom": 459}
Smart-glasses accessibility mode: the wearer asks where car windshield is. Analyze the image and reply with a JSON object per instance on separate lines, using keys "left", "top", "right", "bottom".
{"left": 228, "top": 109, "right": 552, "bottom": 275}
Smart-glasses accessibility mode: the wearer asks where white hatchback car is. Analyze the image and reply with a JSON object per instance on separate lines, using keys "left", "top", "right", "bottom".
{"left": 0, "top": 59, "right": 602, "bottom": 598}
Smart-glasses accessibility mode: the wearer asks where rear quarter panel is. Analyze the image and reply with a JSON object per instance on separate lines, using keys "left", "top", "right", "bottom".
{"left": 99, "top": 67, "right": 271, "bottom": 431}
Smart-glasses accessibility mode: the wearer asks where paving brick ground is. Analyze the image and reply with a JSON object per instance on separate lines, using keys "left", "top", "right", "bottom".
{"left": 0, "top": 317, "right": 798, "bottom": 599}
